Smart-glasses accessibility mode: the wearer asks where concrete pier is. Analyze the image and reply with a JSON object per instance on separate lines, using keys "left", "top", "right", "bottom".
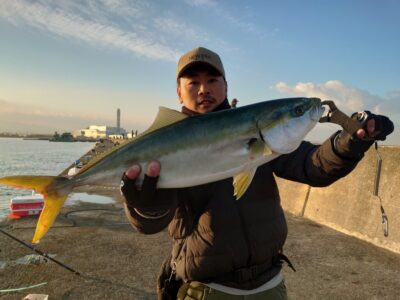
{"left": 278, "top": 145, "right": 400, "bottom": 254}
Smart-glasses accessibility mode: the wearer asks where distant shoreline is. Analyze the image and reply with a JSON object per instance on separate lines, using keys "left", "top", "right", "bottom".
{"left": 0, "top": 135, "right": 52, "bottom": 139}
{"left": 0, "top": 136, "right": 99, "bottom": 142}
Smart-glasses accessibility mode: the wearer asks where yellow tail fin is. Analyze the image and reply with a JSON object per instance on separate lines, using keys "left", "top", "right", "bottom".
{"left": 0, "top": 175, "right": 71, "bottom": 244}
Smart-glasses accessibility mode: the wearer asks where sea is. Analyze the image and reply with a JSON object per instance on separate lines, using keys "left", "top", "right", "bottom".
{"left": 0, "top": 137, "right": 115, "bottom": 220}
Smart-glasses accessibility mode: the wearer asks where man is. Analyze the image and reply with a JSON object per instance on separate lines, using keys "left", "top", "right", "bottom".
{"left": 121, "top": 47, "right": 393, "bottom": 299}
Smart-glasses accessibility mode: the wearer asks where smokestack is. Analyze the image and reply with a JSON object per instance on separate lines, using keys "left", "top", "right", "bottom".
{"left": 117, "top": 108, "right": 121, "bottom": 133}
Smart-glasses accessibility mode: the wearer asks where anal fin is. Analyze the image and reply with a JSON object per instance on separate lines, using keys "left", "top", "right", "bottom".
{"left": 233, "top": 168, "right": 257, "bottom": 200}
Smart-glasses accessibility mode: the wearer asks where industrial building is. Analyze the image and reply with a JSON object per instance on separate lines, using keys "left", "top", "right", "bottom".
{"left": 72, "top": 108, "right": 127, "bottom": 139}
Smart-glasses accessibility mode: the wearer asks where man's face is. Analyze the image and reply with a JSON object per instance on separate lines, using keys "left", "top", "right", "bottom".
{"left": 177, "top": 66, "right": 227, "bottom": 114}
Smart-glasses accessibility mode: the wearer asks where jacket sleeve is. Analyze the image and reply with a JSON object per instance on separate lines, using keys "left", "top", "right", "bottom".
{"left": 123, "top": 189, "right": 178, "bottom": 235}
{"left": 270, "top": 131, "right": 365, "bottom": 187}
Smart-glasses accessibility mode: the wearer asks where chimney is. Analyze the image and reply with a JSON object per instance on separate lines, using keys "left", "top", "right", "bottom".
{"left": 117, "top": 108, "right": 121, "bottom": 134}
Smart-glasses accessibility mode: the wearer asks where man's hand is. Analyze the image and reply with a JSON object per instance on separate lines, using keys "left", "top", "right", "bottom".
{"left": 334, "top": 112, "right": 394, "bottom": 159}
{"left": 125, "top": 161, "right": 161, "bottom": 182}
{"left": 354, "top": 112, "right": 394, "bottom": 141}
{"left": 355, "top": 119, "right": 375, "bottom": 140}
{"left": 121, "top": 160, "right": 161, "bottom": 205}
{"left": 120, "top": 160, "right": 175, "bottom": 218}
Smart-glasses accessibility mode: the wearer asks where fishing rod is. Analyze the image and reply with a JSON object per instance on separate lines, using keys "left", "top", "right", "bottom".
{"left": 1, "top": 228, "right": 152, "bottom": 296}
{"left": 0, "top": 228, "right": 80, "bottom": 275}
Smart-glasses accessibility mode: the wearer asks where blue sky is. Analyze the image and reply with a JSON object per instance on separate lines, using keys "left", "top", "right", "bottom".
{"left": 0, "top": 0, "right": 399, "bottom": 144}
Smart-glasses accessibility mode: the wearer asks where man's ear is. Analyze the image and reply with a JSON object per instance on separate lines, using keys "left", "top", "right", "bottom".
{"left": 177, "top": 86, "right": 183, "bottom": 104}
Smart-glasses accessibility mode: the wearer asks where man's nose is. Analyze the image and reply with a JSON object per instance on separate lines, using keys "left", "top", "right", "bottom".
{"left": 198, "top": 82, "right": 211, "bottom": 95}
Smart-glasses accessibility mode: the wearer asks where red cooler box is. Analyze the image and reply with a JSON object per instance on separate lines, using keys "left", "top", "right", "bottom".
{"left": 9, "top": 194, "right": 44, "bottom": 218}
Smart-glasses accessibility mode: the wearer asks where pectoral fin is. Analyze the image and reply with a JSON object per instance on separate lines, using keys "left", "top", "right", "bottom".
{"left": 247, "top": 138, "right": 272, "bottom": 160}
{"left": 263, "top": 144, "right": 273, "bottom": 156}
{"left": 233, "top": 168, "right": 257, "bottom": 200}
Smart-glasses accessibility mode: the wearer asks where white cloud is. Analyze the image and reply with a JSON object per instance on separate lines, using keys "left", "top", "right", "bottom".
{"left": 183, "top": 0, "right": 258, "bottom": 36}
{"left": 153, "top": 16, "right": 210, "bottom": 44}
{"left": 274, "top": 80, "right": 400, "bottom": 115}
{"left": 184, "top": 0, "right": 217, "bottom": 7}
{"left": 0, "top": 0, "right": 264, "bottom": 63}
{"left": 0, "top": 0, "right": 180, "bottom": 61}
{"left": 97, "top": 0, "right": 145, "bottom": 18}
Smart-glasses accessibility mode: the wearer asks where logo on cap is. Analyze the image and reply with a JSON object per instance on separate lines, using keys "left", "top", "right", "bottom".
{"left": 189, "top": 54, "right": 212, "bottom": 61}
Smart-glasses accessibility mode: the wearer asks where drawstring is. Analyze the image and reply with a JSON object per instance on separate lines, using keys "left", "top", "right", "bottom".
{"left": 278, "top": 253, "right": 296, "bottom": 272}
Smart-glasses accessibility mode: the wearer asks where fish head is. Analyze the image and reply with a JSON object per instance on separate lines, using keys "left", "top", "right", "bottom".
{"left": 257, "top": 97, "right": 324, "bottom": 154}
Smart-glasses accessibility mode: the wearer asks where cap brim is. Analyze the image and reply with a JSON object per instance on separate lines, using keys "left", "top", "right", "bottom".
{"left": 177, "top": 61, "right": 223, "bottom": 79}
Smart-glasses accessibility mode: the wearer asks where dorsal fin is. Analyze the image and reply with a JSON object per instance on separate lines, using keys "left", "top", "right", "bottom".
{"left": 141, "top": 106, "right": 188, "bottom": 136}
{"left": 75, "top": 107, "right": 188, "bottom": 176}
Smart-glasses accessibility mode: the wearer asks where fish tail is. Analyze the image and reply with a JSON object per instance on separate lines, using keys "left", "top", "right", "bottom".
{"left": 0, "top": 175, "right": 72, "bottom": 244}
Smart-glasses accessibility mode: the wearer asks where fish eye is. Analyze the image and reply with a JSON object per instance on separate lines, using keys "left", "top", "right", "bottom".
{"left": 295, "top": 105, "right": 305, "bottom": 116}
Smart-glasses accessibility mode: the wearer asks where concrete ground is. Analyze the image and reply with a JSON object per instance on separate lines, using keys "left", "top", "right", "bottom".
{"left": 1, "top": 198, "right": 400, "bottom": 300}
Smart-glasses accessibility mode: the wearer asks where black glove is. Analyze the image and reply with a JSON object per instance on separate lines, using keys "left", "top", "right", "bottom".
{"left": 352, "top": 111, "right": 394, "bottom": 141}
{"left": 120, "top": 173, "right": 176, "bottom": 218}
{"left": 333, "top": 111, "right": 394, "bottom": 159}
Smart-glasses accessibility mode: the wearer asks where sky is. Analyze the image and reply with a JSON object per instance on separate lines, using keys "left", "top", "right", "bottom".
{"left": 0, "top": 0, "right": 399, "bottom": 144}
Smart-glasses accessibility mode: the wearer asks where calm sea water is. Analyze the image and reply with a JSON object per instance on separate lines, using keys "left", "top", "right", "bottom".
{"left": 0, "top": 138, "right": 99, "bottom": 219}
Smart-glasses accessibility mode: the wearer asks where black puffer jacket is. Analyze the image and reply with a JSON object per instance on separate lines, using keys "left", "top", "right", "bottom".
{"left": 124, "top": 101, "right": 363, "bottom": 289}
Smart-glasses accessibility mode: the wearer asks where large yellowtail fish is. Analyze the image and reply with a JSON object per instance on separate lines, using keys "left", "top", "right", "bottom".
{"left": 0, "top": 97, "right": 324, "bottom": 243}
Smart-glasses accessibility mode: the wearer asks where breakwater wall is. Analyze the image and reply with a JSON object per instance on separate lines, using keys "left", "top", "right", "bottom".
{"left": 278, "top": 145, "right": 400, "bottom": 254}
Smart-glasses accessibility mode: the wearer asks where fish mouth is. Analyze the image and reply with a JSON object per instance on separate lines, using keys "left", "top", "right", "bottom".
{"left": 310, "top": 101, "right": 325, "bottom": 122}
